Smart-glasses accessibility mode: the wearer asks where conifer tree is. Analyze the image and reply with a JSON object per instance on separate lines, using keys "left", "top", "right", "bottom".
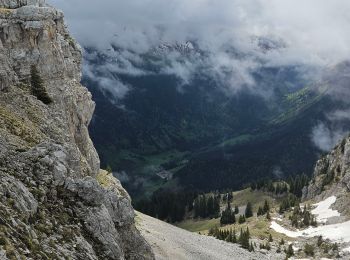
{"left": 266, "top": 211, "right": 271, "bottom": 220}
{"left": 220, "top": 201, "right": 236, "bottom": 225}
{"left": 268, "top": 234, "right": 273, "bottom": 242}
{"left": 286, "top": 244, "right": 294, "bottom": 258}
{"left": 207, "top": 196, "right": 214, "bottom": 215}
{"left": 265, "top": 242, "right": 271, "bottom": 251}
{"left": 280, "top": 238, "right": 285, "bottom": 245}
{"left": 249, "top": 242, "right": 254, "bottom": 252}
{"left": 276, "top": 245, "right": 281, "bottom": 253}
{"left": 106, "top": 165, "right": 113, "bottom": 174}
{"left": 245, "top": 202, "right": 253, "bottom": 218}
{"left": 238, "top": 228, "right": 250, "bottom": 249}
{"left": 238, "top": 215, "right": 246, "bottom": 224}
{"left": 263, "top": 200, "right": 270, "bottom": 213}
{"left": 214, "top": 197, "right": 220, "bottom": 217}
{"left": 232, "top": 229, "right": 237, "bottom": 243}
{"left": 30, "top": 65, "right": 53, "bottom": 104}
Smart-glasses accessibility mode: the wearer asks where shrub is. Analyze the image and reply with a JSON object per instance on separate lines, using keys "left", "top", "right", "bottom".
{"left": 286, "top": 244, "right": 294, "bottom": 258}
{"left": 268, "top": 234, "right": 273, "bottom": 242}
{"left": 304, "top": 243, "right": 314, "bottom": 256}
{"left": 0, "top": 236, "right": 7, "bottom": 246}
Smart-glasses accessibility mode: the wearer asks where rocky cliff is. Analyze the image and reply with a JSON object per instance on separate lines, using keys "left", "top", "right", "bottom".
{"left": 303, "top": 135, "right": 350, "bottom": 217}
{"left": 0, "top": 0, "right": 153, "bottom": 259}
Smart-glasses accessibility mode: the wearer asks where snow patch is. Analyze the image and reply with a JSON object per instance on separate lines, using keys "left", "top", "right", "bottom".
{"left": 342, "top": 246, "right": 350, "bottom": 253}
{"left": 311, "top": 196, "right": 340, "bottom": 223}
{"left": 270, "top": 221, "right": 299, "bottom": 238}
{"left": 272, "top": 216, "right": 283, "bottom": 221}
{"left": 271, "top": 220, "right": 350, "bottom": 243}
{"left": 271, "top": 196, "right": 350, "bottom": 246}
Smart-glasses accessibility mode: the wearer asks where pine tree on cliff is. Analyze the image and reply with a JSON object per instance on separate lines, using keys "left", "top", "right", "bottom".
{"left": 30, "top": 65, "right": 53, "bottom": 104}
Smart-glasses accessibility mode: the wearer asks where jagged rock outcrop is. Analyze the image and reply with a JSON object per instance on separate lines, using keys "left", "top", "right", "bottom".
{"left": 303, "top": 135, "right": 350, "bottom": 217}
{"left": 0, "top": 1, "right": 154, "bottom": 259}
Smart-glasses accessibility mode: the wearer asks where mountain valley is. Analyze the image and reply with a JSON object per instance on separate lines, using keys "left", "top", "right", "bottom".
{"left": 1, "top": 0, "right": 350, "bottom": 259}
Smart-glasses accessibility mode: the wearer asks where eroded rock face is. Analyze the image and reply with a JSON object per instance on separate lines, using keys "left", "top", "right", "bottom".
{"left": 0, "top": 1, "right": 154, "bottom": 259}
{"left": 303, "top": 136, "right": 350, "bottom": 216}
{"left": 0, "top": 0, "right": 45, "bottom": 8}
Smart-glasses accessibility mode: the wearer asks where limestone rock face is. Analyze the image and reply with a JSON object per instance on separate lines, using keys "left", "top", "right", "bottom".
{"left": 0, "top": 0, "right": 45, "bottom": 8}
{"left": 0, "top": 1, "right": 154, "bottom": 259}
{"left": 303, "top": 136, "right": 350, "bottom": 216}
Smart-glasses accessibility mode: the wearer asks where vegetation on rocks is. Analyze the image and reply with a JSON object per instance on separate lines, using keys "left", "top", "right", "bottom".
{"left": 30, "top": 65, "right": 53, "bottom": 105}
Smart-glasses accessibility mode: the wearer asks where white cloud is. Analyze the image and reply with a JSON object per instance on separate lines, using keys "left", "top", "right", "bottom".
{"left": 83, "top": 60, "right": 130, "bottom": 100}
{"left": 47, "top": 0, "right": 350, "bottom": 100}
{"left": 311, "top": 122, "right": 347, "bottom": 152}
{"left": 328, "top": 109, "right": 350, "bottom": 122}
{"left": 49, "top": 0, "right": 350, "bottom": 66}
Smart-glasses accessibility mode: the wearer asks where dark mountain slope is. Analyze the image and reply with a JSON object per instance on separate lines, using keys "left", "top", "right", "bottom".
{"left": 85, "top": 46, "right": 350, "bottom": 198}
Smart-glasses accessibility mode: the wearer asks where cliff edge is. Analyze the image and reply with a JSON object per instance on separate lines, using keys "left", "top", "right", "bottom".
{"left": 303, "top": 135, "right": 350, "bottom": 218}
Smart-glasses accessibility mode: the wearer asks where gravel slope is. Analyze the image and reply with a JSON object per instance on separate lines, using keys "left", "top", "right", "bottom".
{"left": 136, "top": 212, "right": 273, "bottom": 260}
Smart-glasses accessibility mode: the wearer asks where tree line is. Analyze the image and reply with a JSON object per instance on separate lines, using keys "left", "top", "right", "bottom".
{"left": 251, "top": 174, "right": 309, "bottom": 197}
{"left": 209, "top": 226, "right": 254, "bottom": 252}
{"left": 194, "top": 194, "right": 220, "bottom": 218}
{"left": 134, "top": 189, "right": 197, "bottom": 222}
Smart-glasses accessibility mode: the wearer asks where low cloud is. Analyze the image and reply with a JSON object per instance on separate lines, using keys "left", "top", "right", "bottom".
{"left": 113, "top": 171, "right": 130, "bottom": 183}
{"left": 327, "top": 109, "right": 350, "bottom": 122}
{"left": 48, "top": 0, "right": 350, "bottom": 100}
{"left": 50, "top": 0, "right": 350, "bottom": 67}
{"left": 311, "top": 122, "right": 347, "bottom": 152}
{"left": 272, "top": 166, "right": 284, "bottom": 179}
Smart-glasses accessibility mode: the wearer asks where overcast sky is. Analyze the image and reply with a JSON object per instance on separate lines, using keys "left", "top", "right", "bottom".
{"left": 49, "top": 0, "right": 350, "bottom": 68}
{"left": 47, "top": 0, "right": 350, "bottom": 99}
{"left": 48, "top": 0, "right": 350, "bottom": 151}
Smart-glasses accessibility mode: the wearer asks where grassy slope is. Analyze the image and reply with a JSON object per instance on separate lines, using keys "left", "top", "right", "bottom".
{"left": 176, "top": 188, "right": 290, "bottom": 241}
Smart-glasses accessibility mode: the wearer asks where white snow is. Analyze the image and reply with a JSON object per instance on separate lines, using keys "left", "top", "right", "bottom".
{"left": 303, "top": 221, "right": 350, "bottom": 243}
{"left": 272, "top": 216, "right": 283, "bottom": 221}
{"left": 343, "top": 246, "right": 350, "bottom": 252}
{"left": 271, "top": 220, "right": 350, "bottom": 243}
{"left": 311, "top": 196, "right": 340, "bottom": 223}
{"left": 270, "top": 221, "right": 299, "bottom": 238}
{"left": 292, "top": 245, "right": 300, "bottom": 251}
{"left": 271, "top": 196, "right": 350, "bottom": 245}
